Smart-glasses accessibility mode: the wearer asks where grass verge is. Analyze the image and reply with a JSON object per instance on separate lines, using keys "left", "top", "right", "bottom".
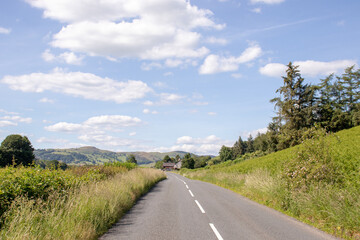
{"left": 181, "top": 126, "right": 360, "bottom": 240}
{"left": 0, "top": 168, "right": 166, "bottom": 240}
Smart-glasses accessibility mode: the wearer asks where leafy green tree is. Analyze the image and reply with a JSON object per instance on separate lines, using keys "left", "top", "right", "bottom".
{"left": 163, "top": 155, "right": 171, "bottom": 163}
{"left": 154, "top": 160, "right": 164, "bottom": 169}
{"left": 219, "top": 145, "right": 232, "bottom": 162}
{"left": 126, "top": 154, "right": 137, "bottom": 164}
{"left": 182, "top": 157, "right": 195, "bottom": 169}
{"left": 0, "top": 134, "right": 35, "bottom": 167}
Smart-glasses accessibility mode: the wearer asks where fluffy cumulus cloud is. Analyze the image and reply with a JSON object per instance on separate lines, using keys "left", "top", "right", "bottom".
{"left": 45, "top": 115, "right": 143, "bottom": 148}
{"left": 155, "top": 135, "right": 232, "bottom": 155}
{"left": 0, "top": 114, "right": 32, "bottom": 127}
{"left": 199, "top": 44, "right": 262, "bottom": 74}
{"left": 0, "top": 27, "right": 11, "bottom": 34}
{"left": 42, "top": 49, "right": 84, "bottom": 65}
{"left": 25, "top": 0, "right": 224, "bottom": 62}
{"left": 260, "top": 60, "right": 357, "bottom": 77}
{"left": 1, "top": 68, "right": 152, "bottom": 104}
{"left": 46, "top": 115, "right": 141, "bottom": 133}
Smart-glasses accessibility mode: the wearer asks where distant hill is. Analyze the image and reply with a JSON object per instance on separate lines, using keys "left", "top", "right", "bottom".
{"left": 34, "top": 146, "right": 191, "bottom": 165}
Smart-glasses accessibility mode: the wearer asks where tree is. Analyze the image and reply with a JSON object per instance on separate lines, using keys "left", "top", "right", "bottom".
{"left": 163, "top": 155, "right": 171, "bottom": 163}
{"left": 126, "top": 154, "right": 137, "bottom": 164}
{"left": 271, "top": 62, "right": 315, "bottom": 131}
{"left": 339, "top": 66, "right": 360, "bottom": 112}
{"left": 154, "top": 160, "right": 164, "bottom": 169}
{"left": 182, "top": 157, "right": 195, "bottom": 169}
{"left": 219, "top": 145, "right": 232, "bottom": 162}
{"left": 232, "top": 137, "right": 245, "bottom": 159}
{"left": 246, "top": 135, "right": 255, "bottom": 153}
{"left": 0, "top": 134, "right": 35, "bottom": 167}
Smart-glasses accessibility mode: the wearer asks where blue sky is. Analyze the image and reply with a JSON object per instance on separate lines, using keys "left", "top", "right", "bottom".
{"left": 0, "top": 0, "right": 359, "bottom": 155}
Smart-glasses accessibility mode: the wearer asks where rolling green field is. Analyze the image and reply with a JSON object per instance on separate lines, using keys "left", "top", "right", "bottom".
{"left": 181, "top": 126, "right": 360, "bottom": 239}
{"left": 35, "top": 146, "right": 189, "bottom": 165}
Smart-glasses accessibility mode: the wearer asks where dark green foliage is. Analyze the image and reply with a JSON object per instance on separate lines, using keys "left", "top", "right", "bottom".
{"left": 193, "top": 156, "right": 211, "bottom": 168}
{"left": 219, "top": 145, "right": 232, "bottom": 162}
{"left": 36, "top": 159, "right": 68, "bottom": 170}
{"left": 232, "top": 137, "right": 246, "bottom": 159}
{"left": 126, "top": 154, "right": 137, "bottom": 164}
{"left": 163, "top": 155, "right": 171, "bottom": 163}
{"left": 154, "top": 160, "right": 164, "bottom": 169}
{"left": 182, "top": 154, "right": 195, "bottom": 169}
{"left": 0, "top": 135, "right": 35, "bottom": 167}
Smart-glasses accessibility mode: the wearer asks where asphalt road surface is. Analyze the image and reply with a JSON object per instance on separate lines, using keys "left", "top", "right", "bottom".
{"left": 100, "top": 172, "right": 338, "bottom": 240}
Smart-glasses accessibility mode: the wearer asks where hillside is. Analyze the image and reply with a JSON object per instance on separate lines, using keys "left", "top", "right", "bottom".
{"left": 181, "top": 126, "right": 360, "bottom": 239}
{"left": 35, "top": 146, "right": 189, "bottom": 165}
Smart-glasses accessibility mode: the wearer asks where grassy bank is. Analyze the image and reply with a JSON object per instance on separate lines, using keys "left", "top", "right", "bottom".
{"left": 0, "top": 168, "right": 165, "bottom": 239}
{"left": 181, "top": 126, "right": 360, "bottom": 239}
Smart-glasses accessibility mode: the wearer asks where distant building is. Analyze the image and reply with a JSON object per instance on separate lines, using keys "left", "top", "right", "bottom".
{"left": 163, "top": 162, "right": 175, "bottom": 171}
{"left": 174, "top": 160, "right": 182, "bottom": 170}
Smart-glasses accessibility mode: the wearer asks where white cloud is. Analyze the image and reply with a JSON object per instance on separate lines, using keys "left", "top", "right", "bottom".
{"left": 159, "top": 93, "right": 185, "bottom": 105}
{"left": 26, "top": 0, "right": 224, "bottom": 61}
{"left": 199, "top": 44, "right": 262, "bottom": 74}
{"left": 251, "top": 8, "right": 262, "bottom": 13}
{"left": 155, "top": 134, "right": 232, "bottom": 155}
{"left": 260, "top": 60, "right": 357, "bottom": 77}
{"left": 0, "top": 121, "right": 17, "bottom": 127}
{"left": 251, "top": 0, "right": 285, "bottom": 4}
{"left": 0, "top": 115, "right": 32, "bottom": 128}
{"left": 45, "top": 115, "right": 142, "bottom": 146}
{"left": 241, "top": 127, "right": 268, "bottom": 139}
{"left": 0, "top": 27, "right": 11, "bottom": 34}
{"left": 1, "top": 68, "right": 152, "bottom": 104}
{"left": 143, "top": 100, "right": 154, "bottom": 106}
{"left": 208, "top": 112, "right": 217, "bottom": 116}
{"left": 143, "top": 109, "right": 158, "bottom": 114}
{"left": 231, "top": 73, "right": 242, "bottom": 79}
{"left": 1, "top": 116, "right": 32, "bottom": 124}
{"left": 259, "top": 63, "right": 287, "bottom": 77}
{"left": 42, "top": 49, "right": 84, "bottom": 65}
{"left": 0, "top": 109, "right": 18, "bottom": 115}
{"left": 39, "top": 97, "right": 55, "bottom": 103}
{"left": 129, "top": 132, "right": 137, "bottom": 136}
{"left": 205, "top": 37, "right": 228, "bottom": 45}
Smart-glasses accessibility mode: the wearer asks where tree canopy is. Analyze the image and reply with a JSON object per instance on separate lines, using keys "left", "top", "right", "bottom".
{"left": 0, "top": 134, "right": 35, "bottom": 167}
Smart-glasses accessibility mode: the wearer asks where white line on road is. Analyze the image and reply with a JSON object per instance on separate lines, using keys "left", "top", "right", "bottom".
{"left": 183, "top": 182, "right": 186, "bottom": 185}
{"left": 209, "top": 223, "right": 224, "bottom": 240}
{"left": 188, "top": 190, "right": 194, "bottom": 197}
{"left": 195, "top": 200, "right": 205, "bottom": 213}
{"left": 185, "top": 185, "right": 189, "bottom": 189}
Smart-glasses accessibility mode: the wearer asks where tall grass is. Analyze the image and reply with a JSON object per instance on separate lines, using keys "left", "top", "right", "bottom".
{"left": 0, "top": 168, "right": 165, "bottom": 240}
{"left": 182, "top": 126, "right": 360, "bottom": 239}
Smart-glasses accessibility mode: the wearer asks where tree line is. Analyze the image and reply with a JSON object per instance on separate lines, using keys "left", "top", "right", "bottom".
{"left": 219, "top": 63, "right": 360, "bottom": 162}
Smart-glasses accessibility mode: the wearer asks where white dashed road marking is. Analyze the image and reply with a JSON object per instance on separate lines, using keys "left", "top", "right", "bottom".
{"left": 209, "top": 223, "right": 224, "bottom": 240}
{"left": 188, "top": 190, "right": 194, "bottom": 197}
{"left": 195, "top": 200, "right": 206, "bottom": 213}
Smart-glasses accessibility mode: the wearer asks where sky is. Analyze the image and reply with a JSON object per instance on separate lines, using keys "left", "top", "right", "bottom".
{"left": 0, "top": 0, "right": 359, "bottom": 155}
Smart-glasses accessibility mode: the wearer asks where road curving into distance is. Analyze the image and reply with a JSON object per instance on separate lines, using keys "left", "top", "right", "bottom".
{"left": 100, "top": 172, "right": 338, "bottom": 240}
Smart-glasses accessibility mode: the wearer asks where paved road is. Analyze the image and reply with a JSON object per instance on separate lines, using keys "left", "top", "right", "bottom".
{"left": 100, "top": 172, "right": 338, "bottom": 240}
